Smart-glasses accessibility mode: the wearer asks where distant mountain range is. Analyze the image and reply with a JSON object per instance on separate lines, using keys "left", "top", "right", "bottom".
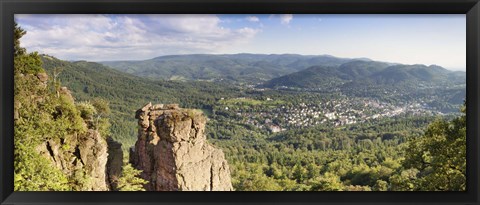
{"left": 100, "top": 54, "right": 464, "bottom": 88}
{"left": 100, "top": 54, "right": 372, "bottom": 83}
{"left": 263, "top": 60, "right": 465, "bottom": 89}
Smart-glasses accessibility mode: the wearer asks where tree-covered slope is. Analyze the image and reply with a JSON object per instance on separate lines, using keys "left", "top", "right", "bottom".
{"left": 262, "top": 65, "right": 347, "bottom": 88}
{"left": 41, "top": 55, "right": 244, "bottom": 149}
{"left": 263, "top": 61, "right": 465, "bottom": 89}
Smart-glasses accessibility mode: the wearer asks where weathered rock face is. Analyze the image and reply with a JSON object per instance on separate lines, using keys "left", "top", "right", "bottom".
{"left": 78, "top": 130, "right": 109, "bottom": 190}
{"left": 107, "top": 137, "right": 124, "bottom": 191}
{"left": 130, "top": 103, "right": 233, "bottom": 191}
{"left": 36, "top": 129, "right": 109, "bottom": 191}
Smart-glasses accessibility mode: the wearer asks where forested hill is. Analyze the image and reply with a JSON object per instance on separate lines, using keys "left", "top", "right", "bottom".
{"left": 41, "top": 55, "right": 245, "bottom": 148}
{"left": 263, "top": 60, "right": 466, "bottom": 89}
{"left": 100, "top": 54, "right": 364, "bottom": 83}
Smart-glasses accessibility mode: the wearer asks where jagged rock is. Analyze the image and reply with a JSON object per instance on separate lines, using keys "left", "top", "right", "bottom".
{"left": 141, "top": 102, "right": 152, "bottom": 111}
{"left": 36, "top": 129, "right": 110, "bottom": 191}
{"left": 130, "top": 103, "right": 233, "bottom": 191}
{"left": 78, "top": 130, "right": 109, "bottom": 191}
{"left": 107, "top": 137, "right": 123, "bottom": 191}
{"left": 151, "top": 103, "right": 163, "bottom": 110}
{"left": 36, "top": 72, "right": 48, "bottom": 82}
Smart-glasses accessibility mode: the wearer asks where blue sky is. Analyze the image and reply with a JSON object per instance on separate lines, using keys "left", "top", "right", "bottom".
{"left": 16, "top": 14, "right": 465, "bottom": 71}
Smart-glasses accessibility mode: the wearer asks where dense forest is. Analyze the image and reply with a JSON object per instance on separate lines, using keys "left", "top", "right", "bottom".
{"left": 14, "top": 23, "right": 466, "bottom": 191}
{"left": 206, "top": 96, "right": 465, "bottom": 190}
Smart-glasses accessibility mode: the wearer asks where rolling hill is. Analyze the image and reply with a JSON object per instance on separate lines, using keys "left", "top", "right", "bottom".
{"left": 263, "top": 60, "right": 465, "bottom": 89}
{"left": 100, "top": 54, "right": 363, "bottom": 83}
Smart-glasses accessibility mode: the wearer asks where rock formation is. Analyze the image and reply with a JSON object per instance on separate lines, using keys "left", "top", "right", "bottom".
{"left": 130, "top": 103, "right": 233, "bottom": 191}
{"left": 77, "top": 130, "right": 109, "bottom": 190}
{"left": 107, "top": 137, "right": 124, "bottom": 191}
{"left": 36, "top": 122, "right": 110, "bottom": 191}
{"left": 31, "top": 73, "right": 113, "bottom": 191}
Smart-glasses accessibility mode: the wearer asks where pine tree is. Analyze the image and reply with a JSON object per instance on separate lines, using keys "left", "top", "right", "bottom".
{"left": 117, "top": 161, "right": 148, "bottom": 191}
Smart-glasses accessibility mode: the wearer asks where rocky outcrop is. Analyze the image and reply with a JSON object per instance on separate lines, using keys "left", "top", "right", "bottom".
{"left": 78, "top": 130, "right": 109, "bottom": 190}
{"left": 130, "top": 103, "right": 233, "bottom": 191}
{"left": 37, "top": 128, "right": 109, "bottom": 191}
{"left": 31, "top": 74, "right": 112, "bottom": 191}
{"left": 107, "top": 137, "right": 124, "bottom": 191}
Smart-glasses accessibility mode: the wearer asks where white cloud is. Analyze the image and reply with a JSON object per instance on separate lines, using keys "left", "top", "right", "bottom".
{"left": 246, "top": 16, "right": 259, "bottom": 22}
{"left": 15, "top": 14, "right": 260, "bottom": 61}
{"left": 280, "top": 14, "right": 293, "bottom": 25}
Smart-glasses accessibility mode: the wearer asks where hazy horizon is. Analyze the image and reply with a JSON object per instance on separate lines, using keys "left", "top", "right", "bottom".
{"left": 91, "top": 52, "right": 464, "bottom": 72}
{"left": 16, "top": 14, "right": 466, "bottom": 71}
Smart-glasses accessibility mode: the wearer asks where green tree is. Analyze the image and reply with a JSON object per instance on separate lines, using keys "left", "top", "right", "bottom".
{"left": 310, "top": 172, "right": 344, "bottom": 191}
{"left": 293, "top": 164, "right": 308, "bottom": 183}
{"left": 89, "top": 98, "right": 112, "bottom": 137}
{"left": 373, "top": 180, "right": 388, "bottom": 191}
{"left": 117, "top": 161, "right": 148, "bottom": 191}
{"left": 389, "top": 168, "right": 419, "bottom": 191}
{"left": 403, "top": 103, "right": 466, "bottom": 191}
{"left": 14, "top": 22, "right": 26, "bottom": 56}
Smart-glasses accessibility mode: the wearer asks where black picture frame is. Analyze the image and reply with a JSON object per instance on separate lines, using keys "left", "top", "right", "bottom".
{"left": 1, "top": 0, "right": 479, "bottom": 204}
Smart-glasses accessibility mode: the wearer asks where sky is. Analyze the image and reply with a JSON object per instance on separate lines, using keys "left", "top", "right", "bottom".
{"left": 16, "top": 14, "right": 466, "bottom": 71}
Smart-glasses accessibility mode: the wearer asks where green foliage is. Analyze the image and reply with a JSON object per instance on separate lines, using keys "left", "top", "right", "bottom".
{"left": 401, "top": 104, "right": 466, "bottom": 191}
{"left": 75, "top": 100, "right": 111, "bottom": 137}
{"left": 117, "top": 161, "right": 148, "bottom": 191}
{"left": 211, "top": 113, "right": 447, "bottom": 191}
{"left": 96, "top": 117, "right": 112, "bottom": 138}
{"left": 14, "top": 22, "right": 26, "bottom": 57}
{"left": 373, "top": 180, "right": 388, "bottom": 191}
{"left": 389, "top": 168, "right": 419, "bottom": 191}
{"left": 14, "top": 147, "right": 70, "bottom": 191}
{"left": 90, "top": 98, "right": 112, "bottom": 137}
{"left": 232, "top": 162, "right": 284, "bottom": 191}
{"left": 92, "top": 98, "right": 111, "bottom": 116}
{"left": 310, "top": 172, "right": 344, "bottom": 191}
{"left": 71, "top": 164, "right": 93, "bottom": 191}
{"left": 76, "top": 101, "right": 97, "bottom": 121}
{"left": 14, "top": 52, "right": 45, "bottom": 75}
{"left": 13, "top": 23, "right": 113, "bottom": 191}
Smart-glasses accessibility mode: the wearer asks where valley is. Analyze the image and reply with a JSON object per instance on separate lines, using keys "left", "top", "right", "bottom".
{"left": 36, "top": 53, "right": 466, "bottom": 191}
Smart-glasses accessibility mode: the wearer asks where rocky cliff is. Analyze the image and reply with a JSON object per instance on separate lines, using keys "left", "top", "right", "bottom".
{"left": 130, "top": 103, "right": 233, "bottom": 191}
{"left": 36, "top": 129, "right": 110, "bottom": 191}
{"left": 29, "top": 73, "right": 119, "bottom": 191}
